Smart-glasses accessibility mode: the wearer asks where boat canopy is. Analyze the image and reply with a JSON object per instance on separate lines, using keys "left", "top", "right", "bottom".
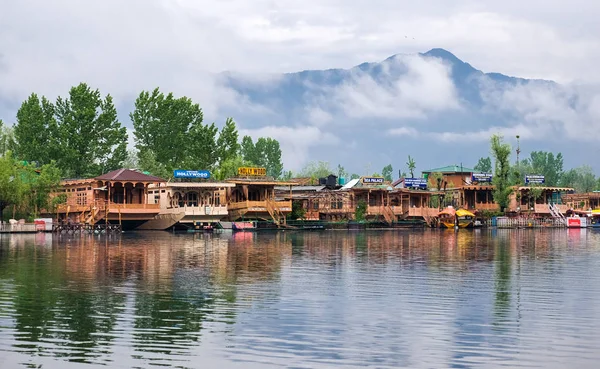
{"left": 456, "top": 209, "right": 475, "bottom": 217}
{"left": 439, "top": 207, "right": 456, "bottom": 217}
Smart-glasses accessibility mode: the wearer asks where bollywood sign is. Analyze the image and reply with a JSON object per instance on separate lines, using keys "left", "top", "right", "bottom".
{"left": 238, "top": 167, "right": 267, "bottom": 176}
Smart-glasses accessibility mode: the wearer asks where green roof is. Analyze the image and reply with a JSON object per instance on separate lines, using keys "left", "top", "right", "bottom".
{"left": 421, "top": 165, "right": 475, "bottom": 174}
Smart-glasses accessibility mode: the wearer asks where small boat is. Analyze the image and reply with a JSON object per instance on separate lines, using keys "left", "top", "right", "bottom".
{"left": 456, "top": 209, "right": 476, "bottom": 228}
{"left": 232, "top": 221, "right": 256, "bottom": 232}
{"left": 438, "top": 207, "right": 456, "bottom": 228}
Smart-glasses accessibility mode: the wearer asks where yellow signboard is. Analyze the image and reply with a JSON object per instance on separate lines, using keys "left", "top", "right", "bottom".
{"left": 238, "top": 167, "right": 267, "bottom": 176}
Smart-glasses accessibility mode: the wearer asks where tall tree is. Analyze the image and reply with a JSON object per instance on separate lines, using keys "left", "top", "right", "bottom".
{"left": 0, "top": 120, "right": 16, "bottom": 156}
{"left": 131, "top": 88, "right": 217, "bottom": 172}
{"left": 299, "top": 161, "right": 331, "bottom": 179}
{"left": 241, "top": 135, "right": 259, "bottom": 165}
{"left": 490, "top": 134, "right": 512, "bottom": 211}
{"left": 240, "top": 136, "right": 283, "bottom": 178}
{"left": 256, "top": 137, "right": 283, "bottom": 178}
{"left": 561, "top": 166, "right": 597, "bottom": 193}
{"left": 406, "top": 155, "right": 416, "bottom": 178}
{"left": 474, "top": 157, "right": 492, "bottom": 173}
{"left": 14, "top": 94, "right": 58, "bottom": 164}
{"left": 523, "top": 151, "right": 564, "bottom": 186}
{"left": 137, "top": 149, "right": 170, "bottom": 180}
{"left": 0, "top": 152, "right": 26, "bottom": 220}
{"left": 55, "top": 83, "right": 127, "bottom": 177}
{"left": 216, "top": 118, "right": 240, "bottom": 165}
{"left": 382, "top": 164, "right": 393, "bottom": 182}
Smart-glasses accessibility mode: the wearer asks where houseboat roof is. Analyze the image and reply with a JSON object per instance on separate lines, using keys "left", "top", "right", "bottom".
{"left": 421, "top": 165, "right": 475, "bottom": 174}
{"left": 460, "top": 185, "right": 495, "bottom": 190}
{"left": 95, "top": 168, "right": 166, "bottom": 182}
{"left": 226, "top": 178, "right": 297, "bottom": 186}
{"left": 516, "top": 186, "right": 574, "bottom": 192}
{"left": 165, "top": 182, "right": 236, "bottom": 188}
{"left": 274, "top": 185, "right": 326, "bottom": 192}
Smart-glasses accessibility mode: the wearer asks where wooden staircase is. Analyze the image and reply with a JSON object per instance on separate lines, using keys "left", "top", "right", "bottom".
{"left": 266, "top": 198, "right": 286, "bottom": 226}
{"left": 382, "top": 205, "right": 395, "bottom": 225}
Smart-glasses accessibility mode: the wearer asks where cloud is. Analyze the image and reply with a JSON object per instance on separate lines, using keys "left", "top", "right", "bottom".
{"left": 308, "top": 55, "right": 460, "bottom": 121}
{"left": 239, "top": 126, "right": 340, "bottom": 171}
{"left": 388, "top": 127, "right": 420, "bottom": 137}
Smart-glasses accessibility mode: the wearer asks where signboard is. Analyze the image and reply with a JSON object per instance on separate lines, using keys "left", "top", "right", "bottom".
{"left": 362, "top": 177, "right": 384, "bottom": 184}
{"left": 404, "top": 178, "right": 428, "bottom": 189}
{"left": 173, "top": 170, "right": 210, "bottom": 179}
{"left": 525, "top": 175, "right": 545, "bottom": 184}
{"left": 238, "top": 167, "right": 266, "bottom": 176}
{"left": 472, "top": 173, "right": 493, "bottom": 182}
{"left": 567, "top": 217, "right": 587, "bottom": 228}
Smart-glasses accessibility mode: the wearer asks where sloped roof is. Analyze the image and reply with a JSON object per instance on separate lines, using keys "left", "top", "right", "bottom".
{"left": 421, "top": 165, "right": 475, "bottom": 174}
{"left": 341, "top": 178, "right": 360, "bottom": 190}
{"left": 95, "top": 168, "right": 166, "bottom": 182}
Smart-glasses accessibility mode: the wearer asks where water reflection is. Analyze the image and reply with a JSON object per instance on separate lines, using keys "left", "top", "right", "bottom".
{"left": 0, "top": 230, "right": 600, "bottom": 368}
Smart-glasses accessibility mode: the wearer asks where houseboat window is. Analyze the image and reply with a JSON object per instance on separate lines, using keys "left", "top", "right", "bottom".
{"left": 186, "top": 192, "right": 198, "bottom": 207}
{"left": 313, "top": 200, "right": 319, "bottom": 209}
{"left": 215, "top": 196, "right": 220, "bottom": 206}
{"left": 154, "top": 195, "right": 159, "bottom": 204}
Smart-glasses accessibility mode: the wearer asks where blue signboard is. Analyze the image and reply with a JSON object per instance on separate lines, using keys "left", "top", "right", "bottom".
{"left": 525, "top": 175, "right": 545, "bottom": 184}
{"left": 173, "top": 170, "right": 210, "bottom": 179}
{"left": 472, "top": 173, "right": 493, "bottom": 182}
{"left": 404, "top": 178, "right": 428, "bottom": 189}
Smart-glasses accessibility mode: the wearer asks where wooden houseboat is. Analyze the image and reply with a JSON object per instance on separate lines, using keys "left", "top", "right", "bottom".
{"left": 51, "top": 169, "right": 166, "bottom": 230}
{"left": 226, "top": 167, "right": 294, "bottom": 227}
{"left": 563, "top": 192, "right": 600, "bottom": 211}
{"left": 508, "top": 186, "right": 573, "bottom": 215}
{"left": 138, "top": 181, "right": 235, "bottom": 230}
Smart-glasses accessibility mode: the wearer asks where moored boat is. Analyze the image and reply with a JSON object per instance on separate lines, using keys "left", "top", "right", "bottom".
{"left": 455, "top": 209, "right": 476, "bottom": 228}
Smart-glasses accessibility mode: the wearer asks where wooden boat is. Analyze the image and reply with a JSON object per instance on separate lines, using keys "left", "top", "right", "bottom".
{"left": 438, "top": 207, "right": 456, "bottom": 228}
{"left": 456, "top": 209, "right": 476, "bottom": 228}
{"left": 232, "top": 221, "right": 257, "bottom": 232}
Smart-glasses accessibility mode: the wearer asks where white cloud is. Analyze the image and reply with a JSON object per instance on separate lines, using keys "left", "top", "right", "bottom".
{"left": 239, "top": 126, "right": 340, "bottom": 171}
{"left": 309, "top": 55, "right": 460, "bottom": 121}
{"left": 388, "top": 127, "right": 420, "bottom": 137}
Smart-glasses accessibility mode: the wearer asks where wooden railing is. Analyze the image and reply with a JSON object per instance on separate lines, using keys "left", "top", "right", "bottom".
{"left": 408, "top": 207, "right": 440, "bottom": 217}
{"left": 533, "top": 204, "right": 569, "bottom": 214}
{"left": 229, "top": 200, "right": 292, "bottom": 212}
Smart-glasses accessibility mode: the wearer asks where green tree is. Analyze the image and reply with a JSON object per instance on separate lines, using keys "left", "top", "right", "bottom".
{"left": 256, "top": 137, "right": 283, "bottom": 178}
{"left": 490, "top": 134, "right": 512, "bottom": 211}
{"left": 131, "top": 88, "right": 218, "bottom": 172}
{"left": 299, "top": 161, "right": 331, "bottom": 180}
{"left": 522, "top": 151, "right": 563, "bottom": 186}
{"left": 382, "top": 164, "right": 393, "bottom": 182}
{"left": 137, "top": 149, "right": 170, "bottom": 180}
{"left": 216, "top": 118, "right": 240, "bottom": 165}
{"left": 355, "top": 200, "right": 367, "bottom": 222}
{"left": 55, "top": 83, "right": 127, "bottom": 177}
{"left": 14, "top": 94, "right": 58, "bottom": 164}
{"left": 350, "top": 173, "right": 360, "bottom": 180}
{"left": 27, "top": 161, "right": 62, "bottom": 217}
{"left": 0, "top": 121, "right": 16, "bottom": 156}
{"left": 214, "top": 155, "right": 252, "bottom": 180}
{"left": 406, "top": 155, "right": 416, "bottom": 178}
{"left": 0, "top": 152, "right": 26, "bottom": 220}
{"left": 474, "top": 157, "right": 492, "bottom": 173}
{"left": 289, "top": 201, "right": 306, "bottom": 220}
{"left": 241, "top": 135, "right": 259, "bottom": 165}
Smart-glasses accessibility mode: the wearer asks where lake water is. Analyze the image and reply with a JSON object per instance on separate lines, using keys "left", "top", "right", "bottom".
{"left": 1, "top": 229, "right": 600, "bottom": 368}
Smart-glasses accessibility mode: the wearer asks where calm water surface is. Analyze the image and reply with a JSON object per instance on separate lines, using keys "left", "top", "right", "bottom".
{"left": 1, "top": 229, "right": 600, "bottom": 368}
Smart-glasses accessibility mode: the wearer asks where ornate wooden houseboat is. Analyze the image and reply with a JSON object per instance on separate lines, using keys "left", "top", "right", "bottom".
{"left": 52, "top": 169, "right": 166, "bottom": 230}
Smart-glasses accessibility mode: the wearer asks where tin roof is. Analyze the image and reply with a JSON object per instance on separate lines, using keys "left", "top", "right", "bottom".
{"left": 421, "top": 165, "right": 475, "bottom": 174}
{"left": 95, "top": 168, "right": 166, "bottom": 182}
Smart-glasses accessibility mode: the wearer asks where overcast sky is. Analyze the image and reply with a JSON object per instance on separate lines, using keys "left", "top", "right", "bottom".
{"left": 1, "top": 0, "right": 598, "bottom": 172}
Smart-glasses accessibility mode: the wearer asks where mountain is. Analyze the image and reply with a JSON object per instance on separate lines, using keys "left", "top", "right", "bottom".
{"left": 220, "top": 48, "right": 591, "bottom": 175}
